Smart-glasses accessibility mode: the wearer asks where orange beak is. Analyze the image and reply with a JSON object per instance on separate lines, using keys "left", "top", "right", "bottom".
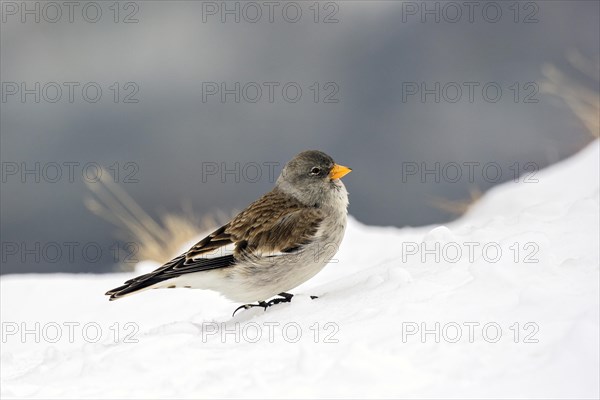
{"left": 329, "top": 164, "right": 352, "bottom": 180}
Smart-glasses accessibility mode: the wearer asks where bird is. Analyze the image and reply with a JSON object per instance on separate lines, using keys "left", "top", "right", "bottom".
{"left": 105, "top": 150, "right": 351, "bottom": 315}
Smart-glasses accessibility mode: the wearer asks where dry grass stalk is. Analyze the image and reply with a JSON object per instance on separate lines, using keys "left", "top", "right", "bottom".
{"left": 541, "top": 50, "right": 599, "bottom": 138}
{"left": 85, "top": 170, "right": 229, "bottom": 270}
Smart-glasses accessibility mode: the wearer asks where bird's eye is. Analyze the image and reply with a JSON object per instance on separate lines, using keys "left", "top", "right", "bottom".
{"left": 310, "top": 167, "right": 321, "bottom": 176}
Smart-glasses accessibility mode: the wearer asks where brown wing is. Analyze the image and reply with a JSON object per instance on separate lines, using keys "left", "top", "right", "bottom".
{"left": 180, "top": 190, "right": 323, "bottom": 266}
{"left": 184, "top": 224, "right": 234, "bottom": 260}
{"left": 224, "top": 189, "right": 324, "bottom": 255}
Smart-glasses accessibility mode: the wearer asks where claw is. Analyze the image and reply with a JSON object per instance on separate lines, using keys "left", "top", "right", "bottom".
{"left": 232, "top": 301, "right": 268, "bottom": 317}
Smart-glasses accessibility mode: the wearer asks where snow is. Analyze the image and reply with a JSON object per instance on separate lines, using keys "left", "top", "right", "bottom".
{"left": 2, "top": 141, "right": 599, "bottom": 399}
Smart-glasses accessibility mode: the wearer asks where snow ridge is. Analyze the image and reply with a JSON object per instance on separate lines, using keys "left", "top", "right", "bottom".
{"left": 2, "top": 141, "right": 599, "bottom": 399}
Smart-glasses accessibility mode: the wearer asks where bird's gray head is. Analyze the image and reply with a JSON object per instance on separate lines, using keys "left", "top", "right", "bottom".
{"left": 276, "top": 150, "right": 351, "bottom": 207}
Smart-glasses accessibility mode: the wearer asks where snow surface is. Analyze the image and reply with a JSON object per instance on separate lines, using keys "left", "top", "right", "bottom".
{"left": 2, "top": 141, "right": 599, "bottom": 399}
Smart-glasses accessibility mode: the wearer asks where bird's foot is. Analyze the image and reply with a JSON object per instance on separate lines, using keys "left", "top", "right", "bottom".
{"left": 232, "top": 293, "right": 293, "bottom": 316}
{"left": 232, "top": 293, "right": 318, "bottom": 316}
{"left": 232, "top": 300, "right": 268, "bottom": 317}
{"left": 266, "top": 293, "right": 294, "bottom": 307}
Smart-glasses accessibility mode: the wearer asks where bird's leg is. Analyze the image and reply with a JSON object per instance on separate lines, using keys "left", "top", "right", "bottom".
{"left": 232, "top": 301, "right": 268, "bottom": 317}
{"left": 266, "top": 292, "right": 294, "bottom": 307}
{"left": 268, "top": 293, "right": 318, "bottom": 306}
{"left": 280, "top": 293, "right": 319, "bottom": 300}
{"left": 278, "top": 292, "right": 294, "bottom": 301}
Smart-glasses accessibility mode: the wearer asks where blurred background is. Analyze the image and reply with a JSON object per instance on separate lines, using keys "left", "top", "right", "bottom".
{"left": 1, "top": 0, "right": 598, "bottom": 274}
